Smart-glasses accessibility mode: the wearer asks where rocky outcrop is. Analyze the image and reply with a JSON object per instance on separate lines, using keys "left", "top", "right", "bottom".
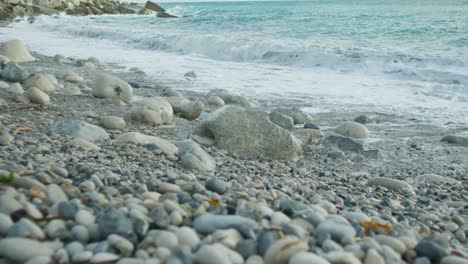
{"left": 143, "top": 1, "right": 176, "bottom": 18}
{"left": 194, "top": 105, "right": 303, "bottom": 161}
{"left": 0, "top": 0, "right": 139, "bottom": 21}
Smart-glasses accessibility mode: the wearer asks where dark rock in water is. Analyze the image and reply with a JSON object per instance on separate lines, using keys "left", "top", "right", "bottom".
{"left": 441, "top": 135, "right": 468, "bottom": 147}
{"left": 145, "top": 1, "right": 166, "bottom": 13}
{"left": 414, "top": 238, "right": 449, "bottom": 260}
{"left": 304, "top": 123, "right": 320, "bottom": 129}
{"left": 96, "top": 206, "right": 137, "bottom": 243}
{"left": 354, "top": 115, "right": 371, "bottom": 124}
{"left": 138, "top": 8, "right": 152, "bottom": 15}
{"left": 157, "top": 12, "right": 177, "bottom": 18}
{"left": 321, "top": 134, "right": 364, "bottom": 153}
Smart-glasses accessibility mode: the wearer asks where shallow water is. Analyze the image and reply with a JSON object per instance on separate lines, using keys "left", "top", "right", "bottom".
{"left": 1, "top": 0, "right": 467, "bottom": 126}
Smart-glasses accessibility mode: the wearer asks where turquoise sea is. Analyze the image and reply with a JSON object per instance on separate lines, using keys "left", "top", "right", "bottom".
{"left": 1, "top": 0, "right": 467, "bottom": 125}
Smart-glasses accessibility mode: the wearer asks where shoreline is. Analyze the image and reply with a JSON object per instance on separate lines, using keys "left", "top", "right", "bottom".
{"left": 0, "top": 38, "right": 467, "bottom": 263}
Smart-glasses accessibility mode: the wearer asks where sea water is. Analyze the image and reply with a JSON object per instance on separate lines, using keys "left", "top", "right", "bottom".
{"left": 1, "top": 0, "right": 467, "bottom": 126}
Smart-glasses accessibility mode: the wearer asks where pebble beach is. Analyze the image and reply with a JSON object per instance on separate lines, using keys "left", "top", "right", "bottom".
{"left": 0, "top": 1, "right": 468, "bottom": 264}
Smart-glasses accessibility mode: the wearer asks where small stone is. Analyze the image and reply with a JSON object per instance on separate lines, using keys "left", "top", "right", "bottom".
{"left": 175, "top": 227, "right": 199, "bottom": 250}
{"left": 0, "top": 81, "right": 8, "bottom": 89}
{"left": 100, "top": 116, "right": 126, "bottom": 130}
{"left": 93, "top": 74, "right": 133, "bottom": 103}
{"left": 315, "top": 220, "right": 356, "bottom": 245}
{"left": 162, "top": 87, "right": 181, "bottom": 97}
{"left": 71, "top": 138, "right": 101, "bottom": 151}
{"left": 334, "top": 121, "right": 369, "bottom": 139}
{"left": 0, "top": 130, "right": 14, "bottom": 145}
{"left": 157, "top": 182, "right": 182, "bottom": 193}
{"left": 289, "top": 252, "right": 330, "bottom": 264}
{"left": 72, "top": 251, "right": 93, "bottom": 263}
{"left": 414, "top": 238, "right": 449, "bottom": 260}
{"left": 195, "top": 244, "right": 231, "bottom": 264}
{"left": 108, "top": 234, "right": 134, "bottom": 256}
{"left": 374, "top": 235, "right": 407, "bottom": 254}
{"left": 8, "top": 82, "right": 24, "bottom": 94}
{"left": 71, "top": 225, "right": 90, "bottom": 244}
{"left": 207, "top": 96, "right": 225, "bottom": 107}
{"left": 205, "top": 178, "right": 227, "bottom": 194}
{"left": 26, "top": 87, "right": 50, "bottom": 105}
{"left": 274, "top": 107, "right": 311, "bottom": 125}
{"left": 46, "top": 184, "right": 68, "bottom": 204}
{"left": 364, "top": 248, "right": 385, "bottom": 264}
{"left": 269, "top": 111, "right": 294, "bottom": 130}
{"left": 46, "top": 220, "right": 69, "bottom": 240}
{"left": 0, "top": 213, "right": 13, "bottom": 236}
{"left": 48, "top": 119, "right": 109, "bottom": 142}
{"left": 7, "top": 218, "right": 45, "bottom": 240}
{"left": 193, "top": 214, "right": 257, "bottom": 237}
{"left": 24, "top": 73, "right": 57, "bottom": 94}
{"left": 0, "top": 238, "right": 57, "bottom": 263}
{"left": 1, "top": 62, "right": 29, "bottom": 82}
{"left": 75, "top": 210, "right": 95, "bottom": 227}
{"left": 90, "top": 252, "right": 119, "bottom": 263}
{"left": 54, "top": 54, "right": 71, "bottom": 64}
{"left": 354, "top": 115, "right": 371, "bottom": 124}
{"left": 213, "top": 228, "right": 242, "bottom": 248}
{"left": 235, "top": 239, "right": 257, "bottom": 259}
{"left": 367, "top": 177, "right": 414, "bottom": 195}
{"left": 153, "top": 230, "right": 178, "bottom": 249}
{"left": 150, "top": 207, "right": 171, "bottom": 228}
{"left": 64, "top": 71, "right": 84, "bottom": 83}
{"left": 96, "top": 206, "right": 136, "bottom": 242}
{"left": 264, "top": 237, "right": 309, "bottom": 264}
{"left": 441, "top": 256, "right": 468, "bottom": 264}
{"left": 325, "top": 251, "right": 361, "bottom": 264}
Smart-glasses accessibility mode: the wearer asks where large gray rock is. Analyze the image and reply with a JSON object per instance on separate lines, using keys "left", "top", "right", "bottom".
{"left": 334, "top": 121, "right": 369, "bottom": 139}
{"left": 92, "top": 74, "right": 133, "bottom": 103}
{"left": 168, "top": 97, "right": 204, "bottom": 121}
{"left": 0, "top": 39, "right": 35, "bottom": 63}
{"left": 174, "top": 140, "right": 216, "bottom": 172}
{"left": 206, "top": 89, "right": 250, "bottom": 107}
{"left": 1, "top": 62, "right": 29, "bottom": 82}
{"left": 441, "top": 135, "right": 468, "bottom": 147}
{"left": 48, "top": 119, "right": 109, "bottom": 142}
{"left": 194, "top": 105, "right": 302, "bottom": 161}
{"left": 269, "top": 111, "right": 294, "bottom": 130}
{"left": 274, "top": 107, "right": 312, "bottom": 125}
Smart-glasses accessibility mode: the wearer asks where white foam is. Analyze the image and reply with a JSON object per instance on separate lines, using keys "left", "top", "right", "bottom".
{"left": 1, "top": 16, "right": 467, "bottom": 127}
